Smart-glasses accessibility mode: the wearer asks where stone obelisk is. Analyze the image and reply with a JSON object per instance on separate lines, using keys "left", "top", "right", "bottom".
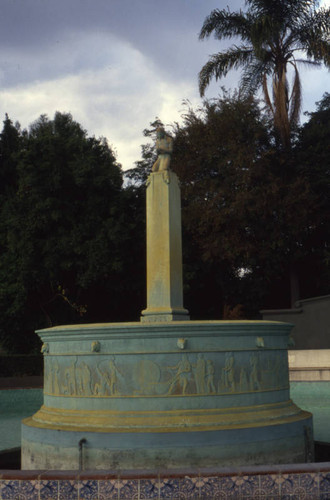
{"left": 141, "top": 128, "right": 189, "bottom": 322}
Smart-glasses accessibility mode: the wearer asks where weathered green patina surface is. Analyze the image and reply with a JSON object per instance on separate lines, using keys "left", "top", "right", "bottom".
{"left": 22, "top": 321, "right": 312, "bottom": 469}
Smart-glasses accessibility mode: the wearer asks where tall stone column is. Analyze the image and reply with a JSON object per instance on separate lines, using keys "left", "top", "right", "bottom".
{"left": 141, "top": 170, "right": 189, "bottom": 322}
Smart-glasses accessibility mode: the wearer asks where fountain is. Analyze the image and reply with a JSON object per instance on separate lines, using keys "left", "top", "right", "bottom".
{"left": 21, "top": 128, "right": 313, "bottom": 469}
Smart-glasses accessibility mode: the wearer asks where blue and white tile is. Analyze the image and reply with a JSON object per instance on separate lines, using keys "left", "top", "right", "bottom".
{"left": 39, "top": 479, "right": 59, "bottom": 499}
{"left": 196, "top": 476, "right": 220, "bottom": 498}
{"left": 299, "top": 472, "right": 319, "bottom": 497}
{"left": 279, "top": 473, "right": 300, "bottom": 495}
{"left": 158, "top": 478, "right": 180, "bottom": 498}
{"left": 320, "top": 472, "right": 330, "bottom": 495}
{"left": 0, "top": 480, "right": 20, "bottom": 500}
{"left": 98, "top": 479, "right": 119, "bottom": 500}
{"left": 19, "top": 480, "right": 39, "bottom": 500}
{"left": 239, "top": 474, "right": 260, "bottom": 496}
{"left": 217, "top": 476, "right": 240, "bottom": 497}
{"left": 178, "top": 476, "right": 199, "bottom": 498}
{"left": 78, "top": 479, "right": 98, "bottom": 499}
{"left": 119, "top": 478, "right": 139, "bottom": 499}
{"left": 139, "top": 478, "right": 159, "bottom": 499}
{"left": 58, "top": 479, "right": 79, "bottom": 500}
{"left": 259, "top": 473, "right": 279, "bottom": 494}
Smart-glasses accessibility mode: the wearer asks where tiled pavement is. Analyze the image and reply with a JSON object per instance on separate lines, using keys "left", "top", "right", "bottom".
{"left": 1, "top": 463, "right": 330, "bottom": 499}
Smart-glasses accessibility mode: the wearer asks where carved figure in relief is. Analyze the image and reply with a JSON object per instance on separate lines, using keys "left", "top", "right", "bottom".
{"left": 108, "top": 359, "right": 120, "bottom": 395}
{"left": 205, "top": 360, "right": 216, "bottom": 393}
{"left": 95, "top": 363, "right": 108, "bottom": 395}
{"left": 75, "top": 364, "right": 84, "bottom": 395}
{"left": 63, "top": 372, "right": 72, "bottom": 395}
{"left": 91, "top": 367, "right": 102, "bottom": 395}
{"left": 151, "top": 127, "right": 173, "bottom": 172}
{"left": 223, "top": 352, "right": 235, "bottom": 392}
{"left": 107, "top": 359, "right": 121, "bottom": 395}
{"left": 62, "top": 358, "right": 78, "bottom": 395}
{"left": 81, "top": 362, "right": 92, "bottom": 395}
{"left": 167, "top": 354, "right": 192, "bottom": 395}
{"left": 239, "top": 367, "right": 249, "bottom": 392}
{"left": 94, "top": 358, "right": 122, "bottom": 396}
{"left": 53, "top": 361, "right": 60, "bottom": 395}
{"left": 79, "top": 363, "right": 93, "bottom": 395}
{"left": 193, "top": 354, "right": 206, "bottom": 394}
{"left": 249, "top": 354, "right": 261, "bottom": 391}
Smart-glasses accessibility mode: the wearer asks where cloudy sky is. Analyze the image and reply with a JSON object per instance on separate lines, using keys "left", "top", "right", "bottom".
{"left": 0, "top": 0, "right": 329, "bottom": 171}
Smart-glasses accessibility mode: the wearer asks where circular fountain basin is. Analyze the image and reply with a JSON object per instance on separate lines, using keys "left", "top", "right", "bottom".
{"left": 22, "top": 321, "right": 312, "bottom": 469}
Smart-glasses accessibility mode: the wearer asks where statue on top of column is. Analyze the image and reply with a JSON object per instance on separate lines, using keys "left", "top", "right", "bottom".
{"left": 151, "top": 127, "right": 173, "bottom": 172}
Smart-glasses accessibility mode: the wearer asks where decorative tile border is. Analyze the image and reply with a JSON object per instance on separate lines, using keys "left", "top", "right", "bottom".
{"left": 0, "top": 463, "right": 329, "bottom": 499}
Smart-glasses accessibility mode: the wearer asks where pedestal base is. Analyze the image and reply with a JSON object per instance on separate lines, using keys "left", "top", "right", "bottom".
{"left": 141, "top": 307, "right": 189, "bottom": 322}
{"left": 22, "top": 413, "right": 312, "bottom": 470}
{"left": 21, "top": 321, "right": 314, "bottom": 469}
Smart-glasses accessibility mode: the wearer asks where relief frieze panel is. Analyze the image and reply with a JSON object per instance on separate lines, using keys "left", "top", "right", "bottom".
{"left": 43, "top": 351, "right": 289, "bottom": 398}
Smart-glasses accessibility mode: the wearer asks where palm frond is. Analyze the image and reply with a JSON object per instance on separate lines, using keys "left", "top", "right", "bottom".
{"left": 250, "top": 14, "right": 277, "bottom": 52}
{"left": 199, "top": 9, "right": 253, "bottom": 42}
{"left": 300, "top": 7, "right": 330, "bottom": 35}
{"left": 293, "top": 58, "right": 321, "bottom": 67}
{"left": 247, "top": 0, "right": 317, "bottom": 24}
{"left": 240, "top": 58, "right": 271, "bottom": 95}
{"left": 306, "top": 38, "right": 330, "bottom": 65}
{"left": 294, "top": 7, "right": 330, "bottom": 65}
{"left": 262, "top": 73, "right": 274, "bottom": 116}
{"left": 199, "top": 47, "right": 254, "bottom": 97}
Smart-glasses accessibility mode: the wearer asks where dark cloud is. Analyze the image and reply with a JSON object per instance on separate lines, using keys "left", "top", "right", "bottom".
{"left": 0, "top": 0, "right": 327, "bottom": 169}
{"left": 0, "top": 0, "right": 244, "bottom": 85}
{"left": 0, "top": 0, "right": 243, "bottom": 48}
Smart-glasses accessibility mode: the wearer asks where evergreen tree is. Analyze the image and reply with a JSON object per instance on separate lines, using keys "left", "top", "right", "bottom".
{"left": 293, "top": 93, "right": 330, "bottom": 298}
{"left": 0, "top": 112, "right": 140, "bottom": 352}
{"left": 169, "top": 94, "right": 321, "bottom": 315}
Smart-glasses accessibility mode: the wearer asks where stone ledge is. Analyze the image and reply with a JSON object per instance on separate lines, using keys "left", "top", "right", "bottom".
{"left": 1, "top": 461, "right": 330, "bottom": 478}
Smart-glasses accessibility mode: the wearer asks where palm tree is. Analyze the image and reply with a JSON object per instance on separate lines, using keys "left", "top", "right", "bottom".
{"left": 199, "top": 0, "right": 330, "bottom": 149}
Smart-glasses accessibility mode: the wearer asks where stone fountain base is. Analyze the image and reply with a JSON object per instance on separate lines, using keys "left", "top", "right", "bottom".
{"left": 22, "top": 321, "right": 313, "bottom": 469}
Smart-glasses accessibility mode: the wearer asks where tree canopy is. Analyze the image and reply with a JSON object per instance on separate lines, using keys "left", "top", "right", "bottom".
{"left": 199, "top": 0, "right": 330, "bottom": 148}
{"left": 128, "top": 92, "right": 330, "bottom": 317}
{"left": 0, "top": 92, "right": 329, "bottom": 352}
{"left": 0, "top": 112, "right": 144, "bottom": 352}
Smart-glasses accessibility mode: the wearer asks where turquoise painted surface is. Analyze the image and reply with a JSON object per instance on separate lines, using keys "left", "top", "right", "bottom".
{"left": 39, "top": 321, "right": 292, "bottom": 415}
{"left": 22, "top": 416, "right": 312, "bottom": 469}
{"left": 43, "top": 349, "right": 290, "bottom": 412}
{"left": 22, "top": 322, "right": 313, "bottom": 469}
{"left": 291, "top": 381, "right": 330, "bottom": 443}
{"left": 0, "top": 389, "right": 43, "bottom": 451}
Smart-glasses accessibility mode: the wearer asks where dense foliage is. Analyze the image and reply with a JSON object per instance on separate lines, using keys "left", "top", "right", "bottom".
{"left": 0, "top": 112, "right": 145, "bottom": 352}
{"left": 128, "top": 93, "right": 330, "bottom": 317}
{"left": 0, "top": 92, "right": 329, "bottom": 353}
{"left": 293, "top": 93, "right": 330, "bottom": 298}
